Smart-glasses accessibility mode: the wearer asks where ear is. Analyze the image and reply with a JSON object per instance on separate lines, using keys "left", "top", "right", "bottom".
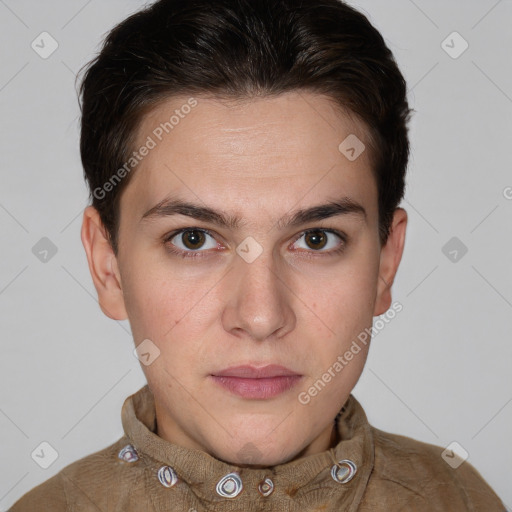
{"left": 81, "top": 206, "right": 128, "bottom": 320}
{"left": 373, "top": 208, "right": 407, "bottom": 316}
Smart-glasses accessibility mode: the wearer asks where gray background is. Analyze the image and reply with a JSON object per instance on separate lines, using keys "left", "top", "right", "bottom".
{"left": 1, "top": 0, "right": 511, "bottom": 509}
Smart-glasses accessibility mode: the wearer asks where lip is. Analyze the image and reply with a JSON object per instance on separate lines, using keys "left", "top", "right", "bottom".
{"left": 210, "top": 365, "right": 302, "bottom": 399}
{"left": 213, "top": 364, "right": 300, "bottom": 378}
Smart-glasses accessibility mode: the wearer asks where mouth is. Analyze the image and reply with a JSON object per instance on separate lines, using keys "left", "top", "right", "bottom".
{"left": 210, "top": 364, "right": 303, "bottom": 399}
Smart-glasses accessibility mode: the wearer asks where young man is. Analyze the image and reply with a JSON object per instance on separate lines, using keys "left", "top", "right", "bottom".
{"left": 11, "top": 0, "right": 505, "bottom": 510}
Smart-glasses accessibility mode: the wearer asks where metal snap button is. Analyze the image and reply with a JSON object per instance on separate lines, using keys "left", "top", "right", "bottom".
{"left": 157, "top": 465, "right": 178, "bottom": 488}
{"left": 258, "top": 477, "right": 274, "bottom": 497}
{"left": 330, "top": 459, "right": 357, "bottom": 484}
{"left": 118, "top": 444, "right": 139, "bottom": 463}
{"left": 216, "top": 472, "right": 243, "bottom": 498}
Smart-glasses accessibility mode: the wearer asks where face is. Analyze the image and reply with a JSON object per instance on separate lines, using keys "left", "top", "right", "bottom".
{"left": 82, "top": 91, "right": 407, "bottom": 467}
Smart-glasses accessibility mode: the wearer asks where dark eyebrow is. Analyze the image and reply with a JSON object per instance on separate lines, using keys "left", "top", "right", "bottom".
{"left": 141, "top": 196, "right": 367, "bottom": 229}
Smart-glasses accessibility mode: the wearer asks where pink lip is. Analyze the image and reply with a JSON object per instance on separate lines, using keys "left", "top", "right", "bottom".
{"left": 210, "top": 365, "right": 302, "bottom": 399}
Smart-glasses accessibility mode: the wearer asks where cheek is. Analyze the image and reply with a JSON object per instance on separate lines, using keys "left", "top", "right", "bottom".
{"left": 121, "top": 263, "right": 218, "bottom": 372}
{"left": 120, "top": 259, "right": 185, "bottom": 342}
{"left": 300, "top": 251, "right": 378, "bottom": 374}
{"left": 310, "top": 257, "right": 378, "bottom": 329}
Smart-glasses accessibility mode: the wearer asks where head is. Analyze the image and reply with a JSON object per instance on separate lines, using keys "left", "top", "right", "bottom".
{"left": 80, "top": 0, "right": 411, "bottom": 466}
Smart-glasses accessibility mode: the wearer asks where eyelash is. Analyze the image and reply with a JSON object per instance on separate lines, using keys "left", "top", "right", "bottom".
{"left": 163, "top": 227, "right": 348, "bottom": 260}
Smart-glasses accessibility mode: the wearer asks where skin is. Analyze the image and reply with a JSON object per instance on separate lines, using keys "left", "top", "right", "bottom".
{"left": 81, "top": 91, "right": 407, "bottom": 467}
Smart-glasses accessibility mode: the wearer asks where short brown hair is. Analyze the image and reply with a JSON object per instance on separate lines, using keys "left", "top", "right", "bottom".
{"left": 78, "top": 0, "right": 412, "bottom": 254}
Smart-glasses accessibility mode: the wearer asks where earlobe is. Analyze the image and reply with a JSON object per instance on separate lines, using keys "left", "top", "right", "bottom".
{"left": 80, "top": 206, "right": 128, "bottom": 321}
{"left": 373, "top": 208, "right": 408, "bottom": 317}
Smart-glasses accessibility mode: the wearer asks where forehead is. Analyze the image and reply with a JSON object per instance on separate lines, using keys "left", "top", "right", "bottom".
{"left": 122, "top": 91, "right": 378, "bottom": 223}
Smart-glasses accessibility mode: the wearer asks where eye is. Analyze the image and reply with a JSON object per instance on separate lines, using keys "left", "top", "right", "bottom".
{"left": 164, "top": 227, "right": 347, "bottom": 259}
{"left": 291, "top": 229, "right": 346, "bottom": 255}
{"left": 165, "top": 228, "right": 221, "bottom": 257}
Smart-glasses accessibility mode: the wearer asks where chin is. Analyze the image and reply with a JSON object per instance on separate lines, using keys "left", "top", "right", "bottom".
{"left": 212, "top": 436, "right": 303, "bottom": 468}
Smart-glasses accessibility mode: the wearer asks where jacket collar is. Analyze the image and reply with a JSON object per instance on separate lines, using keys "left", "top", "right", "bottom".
{"left": 121, "top": 384, "right": 374, "bottom": 510}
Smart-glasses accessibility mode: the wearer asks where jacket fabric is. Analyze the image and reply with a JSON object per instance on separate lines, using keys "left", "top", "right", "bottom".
{"left": 10, "top": 384, "right": 505, "bottom": 511}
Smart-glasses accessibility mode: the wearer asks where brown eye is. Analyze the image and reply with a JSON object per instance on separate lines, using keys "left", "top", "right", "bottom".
{"left": 181, "top": 230, "right": 206, "bottom": 250}
{"left": 292, "top": 229, "right": 346, "bottom": 255}
{"left": 166, "top": 229, "right": 219, "bottom": 255}
{"left": 304, "top": 230, "right": 328, "bottom": 250}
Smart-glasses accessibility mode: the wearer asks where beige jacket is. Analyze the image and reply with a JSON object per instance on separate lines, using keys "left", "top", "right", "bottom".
{"left": 10, "top": 384, "right": 505, "bottom": 511}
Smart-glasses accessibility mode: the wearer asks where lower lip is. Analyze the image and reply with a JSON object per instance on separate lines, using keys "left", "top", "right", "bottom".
{"left": 210, "top": 375, "right": 302, "bottom": 399}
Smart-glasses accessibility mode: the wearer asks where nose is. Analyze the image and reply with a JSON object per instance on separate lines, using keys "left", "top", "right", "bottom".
{"left": 221, "top": 250, "right": 296, "bottom": 342}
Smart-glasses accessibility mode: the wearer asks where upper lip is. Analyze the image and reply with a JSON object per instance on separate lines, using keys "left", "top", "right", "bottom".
{"left": 212, "top": 365, "right": 300, "bottom": 378}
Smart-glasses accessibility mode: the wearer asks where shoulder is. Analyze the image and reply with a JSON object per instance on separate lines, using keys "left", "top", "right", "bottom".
{"left": 9, "top": 437, "right": 143, "bottom": 512}
{"left": 366, "top": 426, "right": 505, "bottom": 510}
